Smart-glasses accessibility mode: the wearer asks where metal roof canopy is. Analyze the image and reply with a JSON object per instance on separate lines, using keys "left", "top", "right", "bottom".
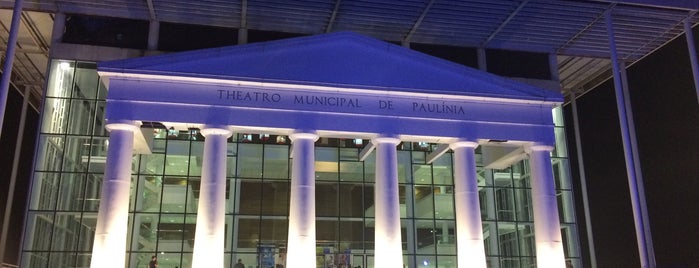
{"left": 1, "top": 0, "right": 698, "bottom": 108}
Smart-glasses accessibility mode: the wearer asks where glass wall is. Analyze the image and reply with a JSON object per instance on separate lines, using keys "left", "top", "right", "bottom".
{"left": 21, "top": 60, "right": 581, "bottom": 268}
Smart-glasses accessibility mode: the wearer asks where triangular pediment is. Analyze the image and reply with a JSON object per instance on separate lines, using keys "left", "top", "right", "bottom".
{"left": 99, "top": 32, "right": 562, "bottom": 102}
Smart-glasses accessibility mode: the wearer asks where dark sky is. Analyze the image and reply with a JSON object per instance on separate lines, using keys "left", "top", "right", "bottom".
{"left": 565, "top": 26, "right": 699, "bottom": 267}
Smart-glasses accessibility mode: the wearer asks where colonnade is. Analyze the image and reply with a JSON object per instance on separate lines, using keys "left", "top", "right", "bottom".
{"left": 89, "top": 124, "right": 566, "bottom": 268}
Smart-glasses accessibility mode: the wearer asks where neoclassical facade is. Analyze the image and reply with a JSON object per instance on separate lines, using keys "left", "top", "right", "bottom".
{"left": 23, "top": 32, "right": 578, "bottom": 268}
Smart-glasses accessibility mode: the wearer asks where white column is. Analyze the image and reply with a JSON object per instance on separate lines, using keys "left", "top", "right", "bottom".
{"left": 527, "top": 145, "right": 565, "bottom": 268}
{"left": 450, "top": 141, "right": 487, "bottom": 268}
{"left": 90, "top": 121, "right": 138, "bottom": 268}
{"left": 286, "top": 132, "right": 319, "bottom": 268}
{"left": 192, "top": 126, "right": 232, "bottom": 268}
{"left": 372, "top": 136, "right": 403, "bottom": 268}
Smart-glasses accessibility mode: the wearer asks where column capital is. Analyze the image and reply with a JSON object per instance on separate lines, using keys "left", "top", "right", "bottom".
{"left": 449, "top": 140, "right": 479, "bottom": 150}
{"left": 201, "top": 125, "right": 233, "bottom": 137}
{"left": 105, "top": 120, "right": 140, "bottom": 132}
{"left": 371, "top": 136, "right": 400, "bottom": 145}
{"left": 290, "top": 132, "right": 319, "bottom": 141}
{"left": 525, "top": 144, "right": 554, "bottom": 153}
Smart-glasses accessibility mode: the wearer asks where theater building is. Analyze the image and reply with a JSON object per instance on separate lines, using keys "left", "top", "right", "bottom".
{"left": 21, "top": 31, "right": 578, "bottom": 268}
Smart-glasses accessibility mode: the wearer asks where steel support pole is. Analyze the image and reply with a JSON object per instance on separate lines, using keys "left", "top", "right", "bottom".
{"left": 570, "top": 92, "right": 597, "bottom": 268}
{"left": 683, "top": 17, "right": 699, "bottom": 104}
{"left": 0, "top": 0, "right": 24, "bottom": 138}
{"left": 0, "top": 86, "right": 29, "bottom": 266}
{"left": 605, "top": 11, "right": 655, "bottom": 268}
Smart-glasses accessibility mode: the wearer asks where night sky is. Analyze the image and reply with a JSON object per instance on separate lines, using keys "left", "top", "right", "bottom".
{"left": 565, "top": 26, "right": 699, "bottom": 267}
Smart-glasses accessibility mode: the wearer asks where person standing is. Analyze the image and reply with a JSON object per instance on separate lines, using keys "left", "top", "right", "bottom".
{"left": 148, "top": 255, "right": 158, "bottom": 268}
{"left": 234, "top": 258, "right": 245, "bottom": 268}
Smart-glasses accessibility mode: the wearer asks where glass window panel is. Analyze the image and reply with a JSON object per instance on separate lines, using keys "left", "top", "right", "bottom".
{"left": 263, "top": 145, "right": 289, "bottom": 179}
{"left": 131, "top": 213, "right": 159, "bottom": 251}
{"left": 66, "top": 100, "right": 97, "bottom": 135}
{"left": 398, "top": 151, "right": 412, "bottom": 183}
{"left": 237, "top": 218, "right": 261, "bottom": 249}
{"left": 512, "top": 162, "right": 530, "bottom": 188}
{"left": 233, "top": 253, "right": 258, "bottom": 268}
{"left": 316, "top": 182, "right": 338, "bottom": 217}
{"left": 414, "top": 255, "right": 436, "bottom": 267}
{"left": 188, "top": 142, "right": 204, "bottom": 177}
{"left": 413, "top": 186, "right": 435, "bottom": 219}
{"left": 165, "top": 140, "right": 192, "bottom": 176}
{"left": 414, "top": 220, "right": 436, "bottom": 254}
{"left": 495, "top": 188, "right": 516, "bottom": 221}
{"left": 46, "top": 60, "right": 75, "bottom": 98}
{"left": 140, "top": 154, "right": 165, "bottom": 175}
{"left": 92, "top": 101, "right": 108, "bottom": 136}
{"left": 34, "top": 135, "right": 65, "bottom": 171}
{"left": 492, "top": 169, "right": 513, "bottom": 187}
{"left": 497, "top": 223, "right": 519, "bottom": 256}
{"left": 553, "top": 127, "right": 568, "bottom": 157}
{"left": 553, "top": 158, "right": 572, "bottom": 190}
{"left": 76, "top": 212, "right": 96, "bottom": 252}
{"left": 261, "top": 181, "right": 289, "bottom": 215}
{"left": 82, "top": 174, "right": 102, "bottom": 211}
{"left": 363, "top": 219, "right": 375, "bottom": 250}
{"left": 432, "top": 153, "right": 453, "bottom": 185}
{"left": 517, "top": 223, "right": 536, "bottom": 257}
{"left": 479, "top": 187, "right": 497, "bottom": 221}
{"left": 154, "top": 252, "right": 186, "bottom": 268}
{"left": 316, "top": 147, "right": 339, "bottom": 181}
{"left": 434, "top": 186, "right": 454, "bottom": 220}
{"left": 434, "top": 220, "right": 455, "bottom": 254}
{"left": 23, "top": 212, "right": 54, "bottom": 250}
{"left": 56, "top": 173, "right": 85, "bottom": 211}
{"left": 158, "top": 214, "right": 188, "bottom": 252}
{"left": 437, "top": 255, "right": 456, "bottom": 268}
{"left": 135, "top": 175, "right": 162, "bottom": 212}
{"left": 363, "top": 185, "right": 375, "bottom": 218}
{"left": 72, "top": 62, "right": 99, "bottom": 99}
{"left": 413, "top": 165, "right": 432, "bottom": 185}
{"left": 317, "top": 219, "right": 339, "bottom": 248}
{"left": 339, "top": 219, "right": 364, "bottom": 250}
{"left": 226, "top": 155, "right": 238, "bottom": 178}
{"left": 50, "top": 212, "right": 81, "bottom": 251}
{"left": 41, "top": 97, "right": 71, "bottom": 134}
{"left": 339, "top": 148, "right": 358, "bottom": 161}
{"left": 339, "top": 182, "right": 364, "bottom": 217}
{"left": 339, "top": 161, "right": 363, "bottom": 182}
{"left": 514, "top": 188, "right": 533, "bottom": 222}
{"left": 482, "top": 221, "right": 499, "bottom": 256}
{"left": 260, "top": 218, "right": 289, "bottom": 245}
{"left": 559, "top": 190, "right": 576, "bottom": 223}
{"left": 238, "top": 144, "right": 263, "bottom": 178}
{"left": 411, "top": 151, "right": 425, "bottom": 164}
{"left": 97, "top": 78, "right": 108, "bottom": 100}
{"left": 363, "top": 153, "right": 376, "bottom": 182}
{"left": 87, "top": 136, "right": 109, "bottom": 174}
{"left": 29, "top": 172, "right": 60, "bottom": 210}
{"left": 61, "top": 135, "right": 92, "bottom": 172}
{"left": 75, "top": 252, "right": 92, "bottom": 268}
{"left": 161, "top": 177, "right": 189, "bottom": 213}
{"left": 183, "top": 214, "right": 197, "bottom": 251}
{"left": 561, "top": 224, "right": 580, "bottom": 258}
{"left": 239, "top": 180, "right": 262, "bottom": 214}
{"left": 48, "top": 252, "right": 77, "bottom": 268}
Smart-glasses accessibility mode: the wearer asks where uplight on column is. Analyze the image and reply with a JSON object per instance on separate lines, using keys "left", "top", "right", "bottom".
{"left": 90, "top": 121, "right": 138, "bottom": 268}
{"left": 372, "top": 136, "right": 403, "bottom": 268}
{"left": 191, "top": 126, "right": 232, "bottom": 268}
{"left": 286, "top": 132, "right": 319, "bottom": 268}
{"left": 527, "top": 144, "right": 566, "bottom": 268}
